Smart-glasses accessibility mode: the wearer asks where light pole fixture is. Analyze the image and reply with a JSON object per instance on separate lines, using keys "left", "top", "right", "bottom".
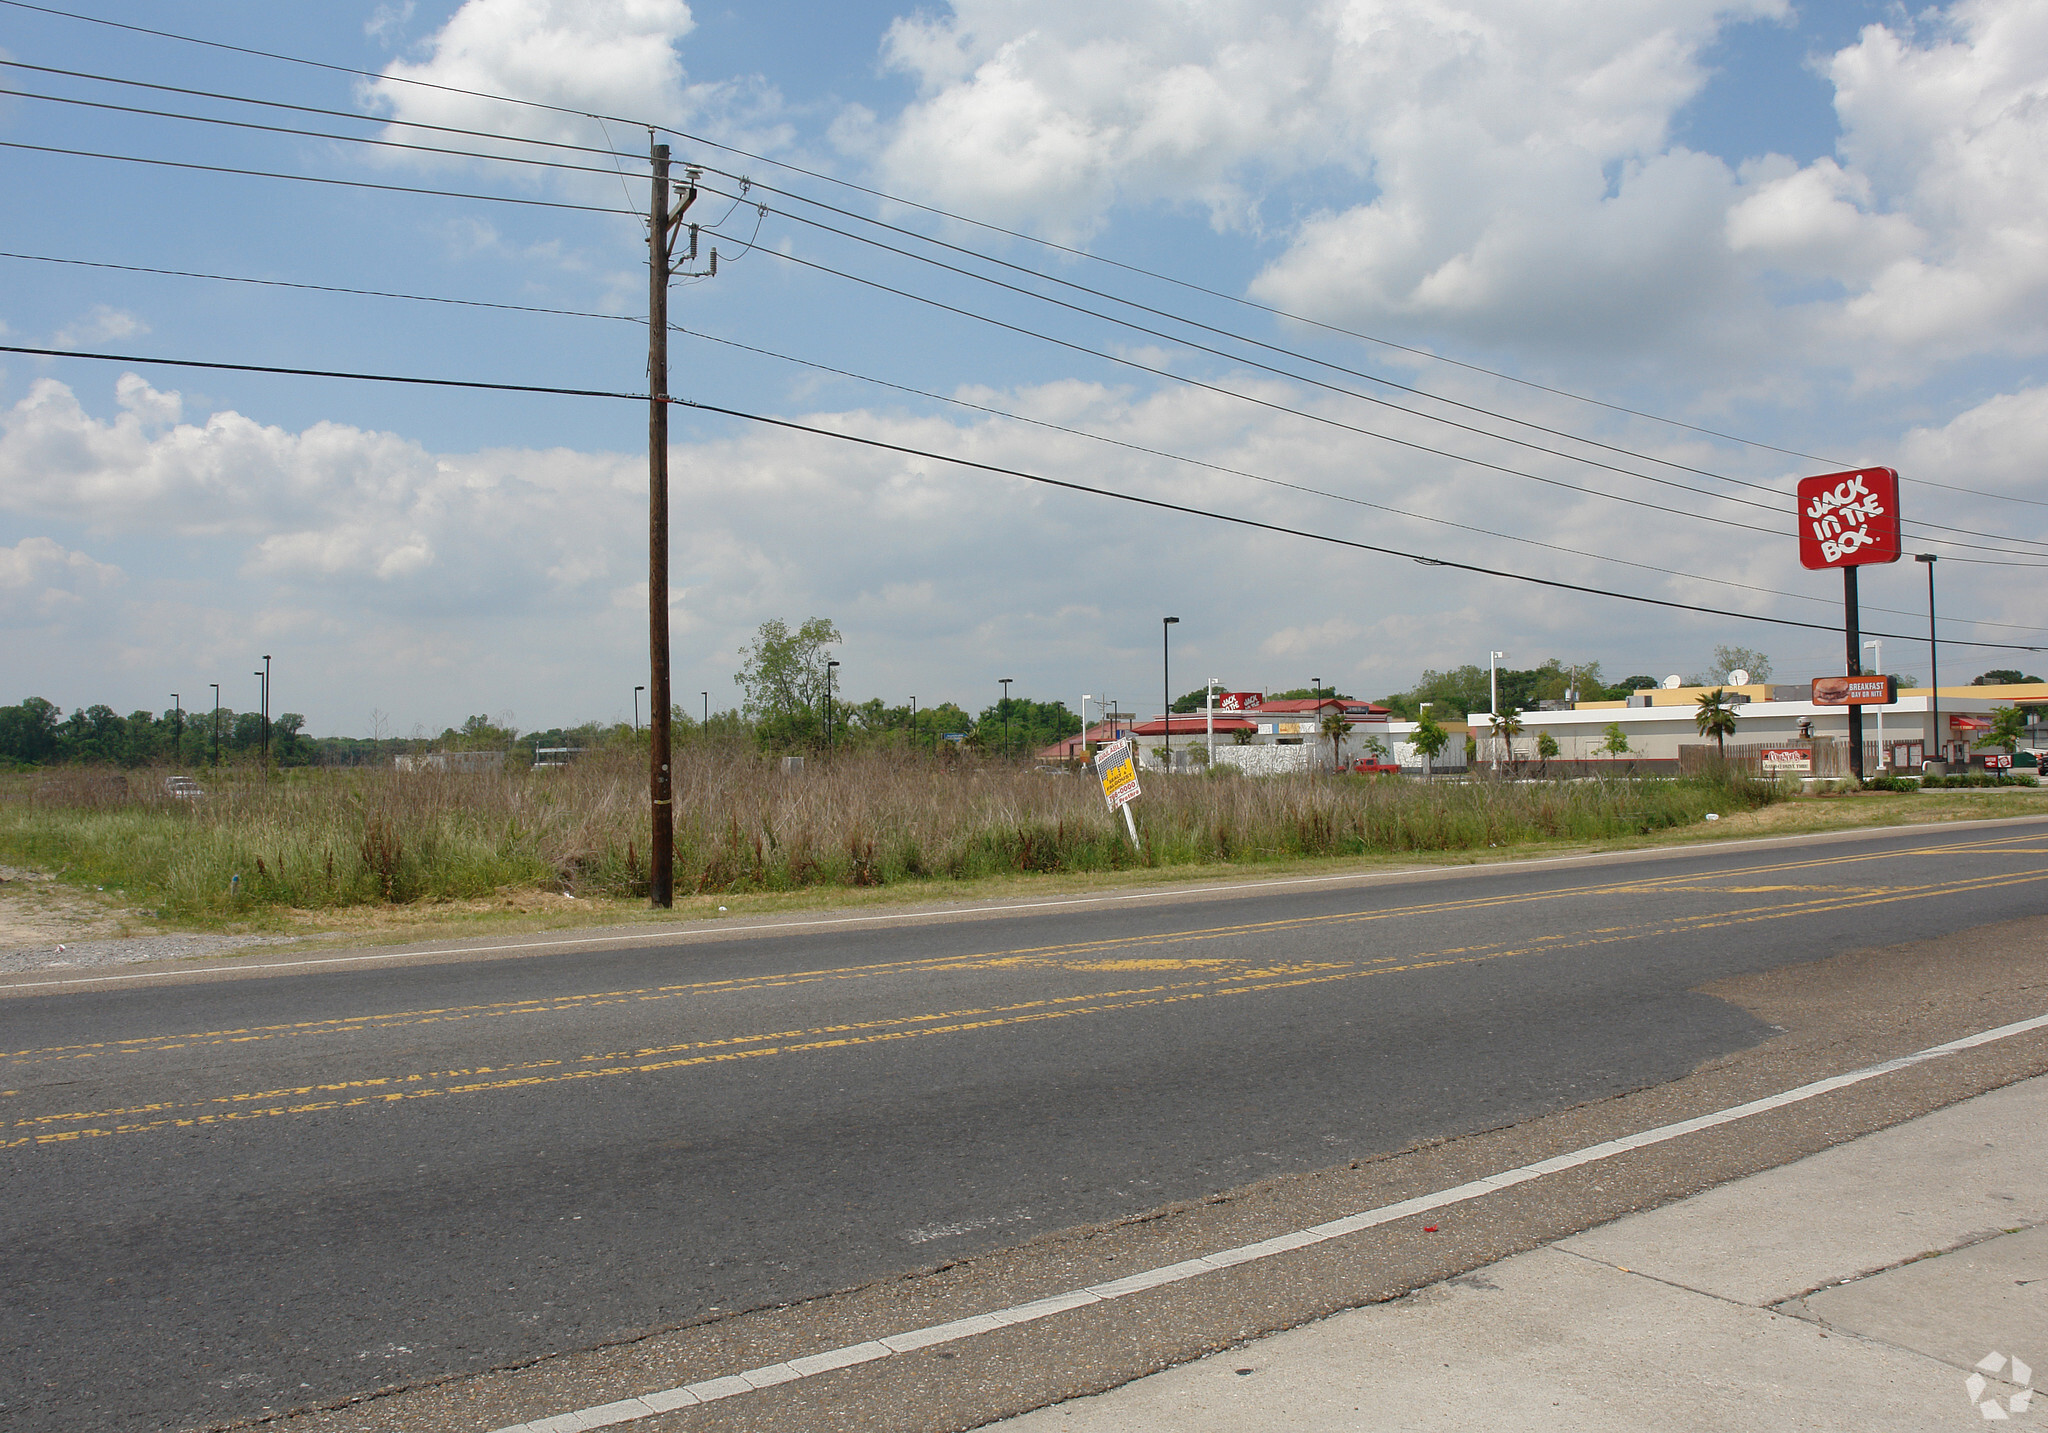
{"left": 634, "top": 685, "right": 645, "bottom": 733}
{"left": 999, "top": 677, "right": 1013, "bottom": 759}
{"left": 1864, "top": 639, "right": 1884, "bottom": 767}
{"left": 1916, "top": 554, "right": 1940, "bottom": 768}
{"left": 826, "top": 659, "right": 841, "bottom": 754}
{"left": 209, "top": 683, "right": 220, "bottom": 768}
{"left": 171, "top": 693, "right": 181, "bottom": 765}
{"left": 1162, "top": 617, "right": 1179, "bottom": 764}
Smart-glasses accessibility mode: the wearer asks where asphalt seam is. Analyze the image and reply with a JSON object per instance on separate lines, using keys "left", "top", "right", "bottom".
{"left": 480, "top": 1008, "right": 2048, "bottom": 1433}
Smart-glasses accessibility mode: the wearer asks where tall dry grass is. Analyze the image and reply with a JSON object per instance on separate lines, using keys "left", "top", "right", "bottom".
{"left": 0, "top": 749, "right": 1780, "bottom": 918}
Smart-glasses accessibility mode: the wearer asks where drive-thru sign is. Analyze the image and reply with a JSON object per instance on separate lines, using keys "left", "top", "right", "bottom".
{"left": 1092, "top": 738, "right": 1144, "bottom": 850}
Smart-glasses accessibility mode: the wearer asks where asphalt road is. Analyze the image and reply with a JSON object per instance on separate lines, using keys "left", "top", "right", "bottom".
{"left": 6, "top": 819, "right": 2047, "bottom": 1432}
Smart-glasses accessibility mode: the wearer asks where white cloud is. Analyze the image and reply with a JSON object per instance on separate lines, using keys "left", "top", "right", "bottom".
{"left": 0, "top": 536, "right": 121, "bottom": 623}
{"left": 861, "top": 0, "right": 2048, "bottom": 387}
{"left": 52, "top": 305, "right": 149, "bottom": 349}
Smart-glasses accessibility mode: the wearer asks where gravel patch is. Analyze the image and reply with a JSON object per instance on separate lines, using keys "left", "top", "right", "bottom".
{"left": 0, "top": 932, "right": 312, "bottom": 976}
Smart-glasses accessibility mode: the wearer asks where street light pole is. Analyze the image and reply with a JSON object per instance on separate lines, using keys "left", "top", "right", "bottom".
{"left": 209, "top": 683, "right": 220, "bottom": 768}
{"left": 253, "top": 669, "right": 265, "bottom": 765}
{"left": 261, "top": 654, "right": 271, "bottom": 767}
{"left": 1206, "top": 676, "right": 1218, "bottom": 768}
{"left": 1489, "top": 651, "right": 1507, "bottom": 771}
{"left": 1916, "top": 554, "right": 1940, "bottom": 769}
{"left": 826, "top": 660, "right": 840, "bottom": 754}
{"left": 702, "top": 691, "right": 709, "bottom": 728}
{"left": 171, "top": 693, "right": 181, "bottom": 765}
{"left": 999, "top": 677, "right": 1013, "bottom": 759}
{"left": 1081, "top": 694, "right": 1092, "bottom": 760}
{"left": 634, "top": 685, "right": 645, "bottom": 734}
{"left": 1864, "top": 639, "right": 1884, "bottom": 767}
{"left": 1162, "top": 616, "right": 1179, "bottom": 767}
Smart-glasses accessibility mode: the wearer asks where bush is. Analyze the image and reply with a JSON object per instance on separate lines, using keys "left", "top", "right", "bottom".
{"left": 1860, "top": 773, "right": 1919, "bottom": 792}
{"left": 1920, "top": 771, "right": 2039, "bottom": 789}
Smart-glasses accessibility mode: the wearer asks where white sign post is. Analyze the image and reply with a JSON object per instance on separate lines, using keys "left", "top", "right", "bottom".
{"left": 1092, "top": 738, "right": 1144, "bottom": 851}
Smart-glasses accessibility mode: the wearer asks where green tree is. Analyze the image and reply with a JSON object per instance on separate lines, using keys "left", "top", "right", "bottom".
{"left": 1321, "top": 706, "right": 1354, "bottom": 767}
{"left": 1489, "top": 708, "right": 1524, "bottom": 766}
{"left": 1602, "top": 722, "right": 1632, "bottom": 757}
{"left": 734, "top": 617, "right": 842, "bottom": 750}
{"left": 1694, "top": 688, "right": 1738, "bottom": 756}
{"left": 1974, "top": 670, "right": 2043, "bottom": 686}
{"left": 1610, "top": 676, "right": 1658, "bottom": 698}
{"left": 1975, "top": 706, "right": 2028, "bottom": 755}
{"left": 1536, "top": 731, "right": 1560, "bottom": 760}
{"left": 1704, "top": 646, "right": 1773, "bottom": 684}
{"left": 1410, "top": 712, "right": 1450, "bottom": 773}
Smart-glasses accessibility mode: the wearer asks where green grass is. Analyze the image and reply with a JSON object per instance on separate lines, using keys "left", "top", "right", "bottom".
{"left": 0, "top": 752, "right": 1785, "bottom": 922}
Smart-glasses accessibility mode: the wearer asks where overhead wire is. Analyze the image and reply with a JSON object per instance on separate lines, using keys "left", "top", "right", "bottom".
{"left": 695, "top": 223, "right": 2048, "bottom": 562}
{"left": 0, "top": 139, "right": 637, "bottom": 215}
{"left": 7, "top": 245, "right": 2031, "bottom": 631}
{"left": 685, "top": 181, "right": 2048, "bottom": 557}
{"left": 18, "top": 0, "right": 2040, "bottom": 512}
{"left": 4, "top": 241, "right": 2036, "bottom": 629}
{"left": 11, "top": 1, "right": 2046, "bottom": 515}
{"left": 7, "top": 342, "right": 2042, "bottom": 650}
{"left": 666, "top": 321, "right": 2048, "bottom": 632}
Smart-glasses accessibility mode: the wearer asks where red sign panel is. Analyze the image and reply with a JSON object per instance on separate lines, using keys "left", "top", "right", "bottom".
{"left": 1214, "top": 692, "right": 1264, "bottom": 712}
{"left": 1798, "top": 467, "right": 1901, "bottom": 569}
{"left": 1811, "top": 675, "right": 1897, "bottom": 706}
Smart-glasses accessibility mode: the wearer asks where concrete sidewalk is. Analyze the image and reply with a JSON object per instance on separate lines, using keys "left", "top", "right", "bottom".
{"left": 997, "top": 1075, "right": 2048, "bottom": 1431}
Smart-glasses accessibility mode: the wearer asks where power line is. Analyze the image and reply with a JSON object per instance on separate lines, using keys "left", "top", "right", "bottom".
{"left": 0, "top": 58, "right": 644, "bottom": 164}
{"left": 690, "top": 182, "right": 2048, "bottom": 558}
{"left": 5, "top": 240, "right": 2035, "bottom": 625}
{"left": 9, "top": 341, "right": 2039, "bottom": 649}
{"left": 668, "top": 322, "right": 2048, "bottom": 635}
{"left": 0, "top": 250, "right": 641, "bottom": 324}
{"left": 11, "top": 243, "right": 2031, "bottom": 626}
{"left": 13, "top": 0, "right": 2045, "bottom": 516}
{"left": 0, "top": 82, "right": 650, "bottom": 183}
{"left": 0, "top": 139, "right": 637, "bottom": 215}
{"left": 699, "top": 227, "right": 2048, "bottom": 558}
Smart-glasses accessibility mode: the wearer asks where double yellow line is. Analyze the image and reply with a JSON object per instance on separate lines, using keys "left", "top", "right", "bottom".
{"left": 9, "top": 858, "right": 2046, "bottom": 1154}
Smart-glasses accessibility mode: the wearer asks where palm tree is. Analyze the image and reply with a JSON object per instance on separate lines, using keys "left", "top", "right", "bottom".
{"left": 1694, "top": 688, "right": 1739, "bottom": 756}
{"left": 1320, "top": 706, "right": 1354, "bottom": 770}
{"left": 1489, "top": 707, "right": 1524, "bottom": 768}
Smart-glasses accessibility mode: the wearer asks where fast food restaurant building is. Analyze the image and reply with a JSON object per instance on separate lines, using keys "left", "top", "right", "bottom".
{"left": 1468, "top": 681, "right": 2048, "bottom": 771}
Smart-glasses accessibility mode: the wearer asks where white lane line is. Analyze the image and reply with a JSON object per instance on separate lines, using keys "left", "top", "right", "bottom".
{"left": 15, "top": 813, "right": 2045, "bottom": 993}
{"left": 487, "top": 1009, "right": 2048, "bottom": 1433}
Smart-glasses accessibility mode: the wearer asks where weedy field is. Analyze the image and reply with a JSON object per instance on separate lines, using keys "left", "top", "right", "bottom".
{"left": 0, "top": 749, "right": 1786, "bottom": 922}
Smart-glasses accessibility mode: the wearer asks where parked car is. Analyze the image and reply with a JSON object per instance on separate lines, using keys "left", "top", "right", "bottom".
{"left": 1347, "top": 758, "right": 1401, "bottom": 776}
{"left": 165, "top": 775, "right": 206, "bottom": 799}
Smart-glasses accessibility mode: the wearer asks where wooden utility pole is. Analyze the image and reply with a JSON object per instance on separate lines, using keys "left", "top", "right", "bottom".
{"left": 648, "top": 142, "right": 675, "bottom": 906}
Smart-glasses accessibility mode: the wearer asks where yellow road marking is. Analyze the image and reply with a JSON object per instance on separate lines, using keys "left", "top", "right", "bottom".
{"left": 9, "top": 863, "right": 2045, "bottom": 1152}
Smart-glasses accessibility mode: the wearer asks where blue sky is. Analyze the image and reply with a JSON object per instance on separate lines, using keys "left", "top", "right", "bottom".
{"left": 3, "top": 0, "right": 2045, "bottom": 737}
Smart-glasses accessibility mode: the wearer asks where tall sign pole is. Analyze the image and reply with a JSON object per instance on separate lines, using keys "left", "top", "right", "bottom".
{"left": 1797, "top": 466, "right": 1902, "bottom": 782}
{"left": 648, "top": 142, "right": 675, "bottom": 907}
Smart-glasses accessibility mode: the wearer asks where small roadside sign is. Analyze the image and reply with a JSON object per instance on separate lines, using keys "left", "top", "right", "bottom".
{"left": 1761, "top": 748, "right": 1813, "bottom": 774}
{"left": 1092, "top": 738, "right": 1144, "bottom": 851}
{"left": 1094, "top": 738, "right": 1141, "bottom": 810}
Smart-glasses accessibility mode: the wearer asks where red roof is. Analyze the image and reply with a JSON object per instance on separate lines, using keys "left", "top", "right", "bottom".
{"left": 1254, "top": 698, "right": 1345, "bottom": 715}
{"left": 1129, "top": 716, "right": 1258, "bottom": 737}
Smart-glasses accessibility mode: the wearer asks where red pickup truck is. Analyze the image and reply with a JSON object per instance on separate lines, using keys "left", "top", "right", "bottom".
{"left": 1347, "top": 758, "right": 1402, "bottom": 776}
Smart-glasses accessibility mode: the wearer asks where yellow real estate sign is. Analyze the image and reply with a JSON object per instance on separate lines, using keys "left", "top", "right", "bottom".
{"left": 1093, "top": 738, "right": 1141, "bottom": 810}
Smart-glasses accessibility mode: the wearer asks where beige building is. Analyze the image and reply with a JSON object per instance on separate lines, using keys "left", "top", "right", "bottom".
{"left": 1469, "top": 682, "right": 2048, "bottom": 770}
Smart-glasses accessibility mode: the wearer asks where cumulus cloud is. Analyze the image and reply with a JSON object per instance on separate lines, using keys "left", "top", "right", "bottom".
{"left": 0, "top": 536, "right": 121, "bottom": 623}
{"left": 861, "top": 0, "right": 2048, "bottom": 387}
